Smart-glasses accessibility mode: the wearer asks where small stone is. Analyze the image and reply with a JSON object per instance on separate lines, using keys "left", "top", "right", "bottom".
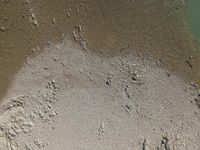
{"left": 106, "top": 76, "right": 112, "bottom": 85}
{"left": 25, "top": 0, "right": 30, "bottom": 4}
{"left": 161, "top": 137, "right": 171, "bottom": 150}
{"left": 1, "top": 26, "right": 5, "bottom": 32}
{"left": 25, "top": 144, "right": 34, "bottom": 150}
{"left": 31, "top": 13, "right": 36, "bottom": 20}
{"left": 76, "top": 8, "right": 79, "bottom": 15}
{"left": 48, "top": 104, "right": 52, "bottom": 109}
{"left": 33, "top": 19, "right": 39, "bottom": 26}
{"left": 52, "top": 17, "right": 56, "bottom": 24}
{"left": 31, "top": 13, "right": 39, "bottom": 26}
{"left": 34, "top": 138, "right": 44, "bottom": 148}
{"left": 67, "top": 9, "right": 72, "bottom": 17}
{"left": 39, "top": 112, "right": 44, "bottom": 119}
{"left": 53, "top": 57, "right": 58, "bottom": 61}
{"left": 49, "top": 111, "right": 57, "bottom": 117}
{"left": 81, "top": 40, "right": 87, "bottom": 50}
{"left": 73, "top": 31, "right": 78, "bottom": 41}
{"left": 99, "top": 122, "right": 105, "bottom": 133}
{"left": 142, "top": 138, "right": 149, "bottom": 150}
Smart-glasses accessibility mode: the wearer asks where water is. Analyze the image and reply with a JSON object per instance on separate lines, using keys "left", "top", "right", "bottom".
{"left": 186, "top": 0, "right": 200, "bottom": 44}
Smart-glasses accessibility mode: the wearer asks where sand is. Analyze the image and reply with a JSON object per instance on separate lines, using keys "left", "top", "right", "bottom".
{"left": 0, "top": 38, "right": 199, "bottom": 150}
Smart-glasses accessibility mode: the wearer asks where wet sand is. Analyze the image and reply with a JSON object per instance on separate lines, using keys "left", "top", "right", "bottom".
{"left": 0, "top": 0, "right": 200, "bottom": 101}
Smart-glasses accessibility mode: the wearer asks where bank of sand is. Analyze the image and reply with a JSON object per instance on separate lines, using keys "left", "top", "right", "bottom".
{"left": 0, "top": 38, "right": 200, "bottom": 150}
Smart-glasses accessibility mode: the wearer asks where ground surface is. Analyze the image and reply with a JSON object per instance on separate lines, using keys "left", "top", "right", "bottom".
{"left": 0, "top": 38, "right": 200, "bottom": 150}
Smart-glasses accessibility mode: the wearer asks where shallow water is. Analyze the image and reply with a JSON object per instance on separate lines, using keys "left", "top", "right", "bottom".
{"left": 0, "top": 0, "right": 200, "bottom": 101}
{"left": 186, "top": 0, "right": 200, "bottom": 44}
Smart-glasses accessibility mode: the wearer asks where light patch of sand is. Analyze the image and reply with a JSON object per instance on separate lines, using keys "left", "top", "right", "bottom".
{"left": 0, "top": 38, "right": 200, "bottom": 150}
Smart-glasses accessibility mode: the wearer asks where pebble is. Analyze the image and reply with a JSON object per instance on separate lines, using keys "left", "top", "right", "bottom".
{"left": 76, "top": 8, "right": 79, "bottom": 15}
{"left": 67, "top": 9, "right": 72, "bottom": 17}
{"left": 31, "top": 13, "right": 39, "bottom": 26}
{"left": 25, "top": 0, "right": 31, "bottom": 4}
{"left": 106, "top": 76, "right": 112, "bottom": 85}
{"left": 53, "top": 57, "right": 58, "bottom": 61}
{"left": 34, "top": 138, "right": 44, "bottom": 148}
{"left": 33, "top": 19, "right": 39, "bottom": 26}
{"left": 73, "top": 31, "right": 78, "bottom": 41}
{"left": 99, "top": 122, "right": 105, "bottom": 133}
{"left": 52, "top": 17, "right": 56, "bottom": 24}
{"left": 142, "top": 138, "right": 149, "bottom": 150}
{"left": 0, "top": 26, "right": 5, "bottom": 32}
{"left": 81, "top": 40, "right": 87, "bottom": 50}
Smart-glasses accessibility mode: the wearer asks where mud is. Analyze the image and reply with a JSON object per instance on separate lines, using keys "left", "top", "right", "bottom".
{"left": 0, "top": 0, "right": 200, "bottom": 101}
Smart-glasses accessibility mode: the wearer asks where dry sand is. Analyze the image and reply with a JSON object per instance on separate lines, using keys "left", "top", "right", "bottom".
{"left": 0, "top": 37, "right": 199, "bottom": 150}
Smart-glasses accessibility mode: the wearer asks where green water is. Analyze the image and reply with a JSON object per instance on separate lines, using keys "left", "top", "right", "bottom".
{"left": 186, "top": 0, "right": 200, "bottom": 43}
